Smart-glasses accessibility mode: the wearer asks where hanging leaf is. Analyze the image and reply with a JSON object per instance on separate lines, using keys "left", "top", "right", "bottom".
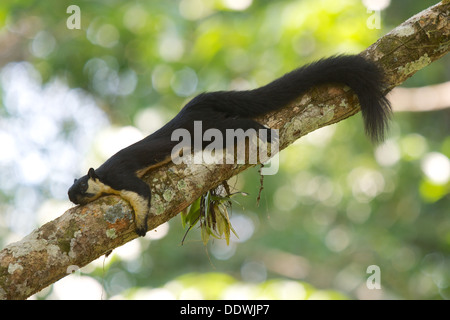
{"left": 180, "top": 185, "right": 244, "bottom": 246}
{"left": 180, "top": 207, "right": 188, "bottom": 229}
{"left": 184, "top": 197, "right": 201, "bottom": 227}
{"left": 215, "top": 205, "right": 226, "bottom": 237}
{"left": 200, "top": 221, "right": 210, "bottom": 245}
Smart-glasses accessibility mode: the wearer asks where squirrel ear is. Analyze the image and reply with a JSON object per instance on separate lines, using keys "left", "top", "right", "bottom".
{"left": 87, "top": 168, "right": 98, "bottom": 179}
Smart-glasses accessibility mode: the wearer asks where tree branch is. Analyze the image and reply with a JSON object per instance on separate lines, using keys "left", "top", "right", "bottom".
{"left": 389, "top": 81, "right": 450, "bottom": 112}
{"left": 1, "top": 0, "right": 449, "bottom": 300}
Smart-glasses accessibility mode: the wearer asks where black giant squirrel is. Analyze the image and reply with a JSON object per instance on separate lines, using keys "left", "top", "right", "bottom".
{"left": 68, "top": 55, "right": 392, "bottom": 236}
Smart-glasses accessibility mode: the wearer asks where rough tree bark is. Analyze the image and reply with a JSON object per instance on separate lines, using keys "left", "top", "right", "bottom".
{"left": 0, "top": 0, "right": 449, "bottom": 300}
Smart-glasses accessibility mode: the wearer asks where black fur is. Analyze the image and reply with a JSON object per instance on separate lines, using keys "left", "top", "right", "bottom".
{"left": 68, "top": 55, "right": 391, "bottom": 236}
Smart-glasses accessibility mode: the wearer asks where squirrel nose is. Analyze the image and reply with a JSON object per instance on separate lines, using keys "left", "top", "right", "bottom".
{"left": 68, "top": 186, "right": 79, "bottom": 204}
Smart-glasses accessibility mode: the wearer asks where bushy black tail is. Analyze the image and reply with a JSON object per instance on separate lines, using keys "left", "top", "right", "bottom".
{"left": 251, "top": 55, "right": 392, "bottom": 143}
{"left": 185, "top": 55, "right": 391, "bottom": 142}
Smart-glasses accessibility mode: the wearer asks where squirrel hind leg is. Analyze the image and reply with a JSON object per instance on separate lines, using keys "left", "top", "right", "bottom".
{"left": 210, "top": 117, "right": 272, "bottom": 141}
{"left": 209, "top": 118, "right": 277, "bottom": 164}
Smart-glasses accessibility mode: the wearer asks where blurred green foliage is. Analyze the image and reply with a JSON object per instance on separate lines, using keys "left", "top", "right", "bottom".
{"left": 122, "top": 272, "right": 348, "bottom": 299}
{"left": 0, "top": 0, "right": 449, "bottom": 300}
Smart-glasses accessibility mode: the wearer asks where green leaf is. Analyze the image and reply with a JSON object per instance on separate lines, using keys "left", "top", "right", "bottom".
{"left": 201, "top": 221, "right": 210, "bottom": 246}
{"left": 184, "top": 198, "right": 201, "bottom": 226}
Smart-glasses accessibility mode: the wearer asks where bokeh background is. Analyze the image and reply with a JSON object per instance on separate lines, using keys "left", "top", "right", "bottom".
{"left": 0, "top": 0, "right": 449, "bottom": 300}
